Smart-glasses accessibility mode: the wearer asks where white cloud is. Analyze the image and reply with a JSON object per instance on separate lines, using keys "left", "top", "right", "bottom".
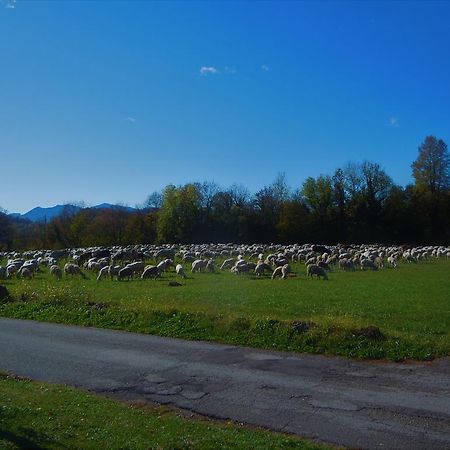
{"left": 261, "top": 64, "right": 270, "bottom": 72}
{"left": 126, "top": 117, "right": 136, "bottom": 123}
{"left": 224, "top": 66, "right": 236, "bottom": 74}
{"left": 200, "top": 66, "right": 219, "bottom": 75}
{"left": 4, "top": 0, "right": 16, "bottom": 8}
{"left": 389, "top": 117, "right": 399, "bottom": 127}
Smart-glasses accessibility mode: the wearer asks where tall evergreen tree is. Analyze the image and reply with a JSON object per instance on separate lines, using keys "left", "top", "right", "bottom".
{"left": 412, "top": 136, "right": 450, "bottom": 194}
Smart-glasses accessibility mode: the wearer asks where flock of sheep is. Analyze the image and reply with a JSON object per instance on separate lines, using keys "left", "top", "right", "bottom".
{"left": 1, "top": 243, "right": 449, "bottom": 284}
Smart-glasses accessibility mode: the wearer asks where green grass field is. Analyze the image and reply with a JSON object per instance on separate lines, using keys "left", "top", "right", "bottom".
{"left": 0, "top": 372, "right": 330, "bottom": 450}
{"left": 1, "top": 258, "right": 449, "bottom": 360}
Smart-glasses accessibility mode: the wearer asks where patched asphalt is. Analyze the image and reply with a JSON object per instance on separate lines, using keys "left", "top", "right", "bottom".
{"left": 0, "top": 318, "right": 449, "bottom": 449}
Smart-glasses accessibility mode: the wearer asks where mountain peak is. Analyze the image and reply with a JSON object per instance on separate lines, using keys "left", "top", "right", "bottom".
{"left": 9, "top": 203, "right": 136, "bottom": 222}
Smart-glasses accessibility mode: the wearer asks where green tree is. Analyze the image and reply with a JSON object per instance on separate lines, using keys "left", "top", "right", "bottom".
{"left": 157, "top": 184, "right": 202, "bottom": 243}
{"left": 412, "top": 136, "right": 450, "bottom": 194}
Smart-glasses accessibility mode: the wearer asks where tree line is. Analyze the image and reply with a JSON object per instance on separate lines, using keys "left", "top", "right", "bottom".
{"left": 1, "top": 135, "right": 449, "bottom": 250}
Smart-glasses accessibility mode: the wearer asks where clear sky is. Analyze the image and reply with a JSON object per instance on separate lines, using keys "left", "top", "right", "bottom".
{"left": 1, "top": 0, "right": 450, "bottom": 213}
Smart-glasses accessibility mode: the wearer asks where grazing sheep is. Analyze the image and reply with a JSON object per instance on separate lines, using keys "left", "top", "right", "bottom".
{"left": 387, "top": 255, "right": 398, "bottom": 268}
{"left": 176, "top": 264, "right": 187, "bottom": 279}
{"left": 305, "top": 257, "right": 317, "bottom": 267}
{"left": 155, "top": 248, "right": 176, "bottom": 261}
{"left": 50, "top": 265, "right": 62, "bottom": 280}
{"left": 6, "top": 265, "right": 18, "bottom": 278}
{"left": 306, "top": 264, "right": 328, "bottom": 280}
{"left": 274, "top": 258, "right": 289, "bottom": 267}
{"left": 318, "top": 261, "right": 331, "bottom": 272}
{"left": 255, "top": 262, "right": 272, "bottom": 276}
{"left": 206, "top": 259, "right": 215, "bottom": 272}
{"left": 118, "top": 266, "right": 134, "bottom": 281}
{"left": 404, "top": 254, "right": 417, "bottom": 264}
{"left": 339, "top": 258, "right": 355, "bottom": 271}
{"left": 141, "top": 265, "right": 160, "bottom": 279}
{"left": 126, "top": 261, "right": 145, "bottom": 275}
{"left": 232, "top": 262, "right": 249, "bottom": 274}
{"left": 96, "top": 265, "right": 110, "bottom": 281}
{"left": 108, "top": 265, "right": 121, "bottom": 280}
{"left": 360, "top": 258, "right": 378, "bottom": 271}
{"left": 64, "top": 263, "right": 82, "bottom": 277}
{"left": 192, "top": 259, "right": 207, "bottom": 273}
{"left": 157, "top": 258, "right": 173, "bottom": 273}
{"left": 87, "top": 260, "right": 101, "bottom": 271}
{"left": 271, "top": 264, "right": 290, "bottom": 279}
{"left": 374, "top": 256, "right": 384, "bottom": 269}
{"left": 326, "top": 255, "right": 338, "bottom": 266}
{"left": 271, "top": 266, "right": 282, "bottom": 279}
{"left": 220, "top": 258, "right": 235, "bottom": 270}
{"left": 19, "top": 267, "right": 33, "bottom": 279}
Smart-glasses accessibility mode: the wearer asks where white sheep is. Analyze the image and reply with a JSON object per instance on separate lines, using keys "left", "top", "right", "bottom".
{"left": 306, "top": 264, "right": 328, "bottom": 280}
{"left": 255, "top": 262, "right": 272, "bottom": 276}
{"left": 192, "top": 259, "right": 207, "bottom": 273}
{"left": 220, "top": 258, "right": 235, "bottom": 270}
{"left": 50, "top": 265, "right": 62, "bottom": 280}
{"left": 118, "top": 266, "right": 134, "bottom": 281}
{"left": 96, "top": 265, "right": 110, "bottom": 281}
{"left": 360, "top": 258, "right": 378, "bottom": 271}
{"left": 176, "top": 264, "right": 187, "bottom": 279}
{"left": 141, "top": 265, "right": 160, "bottom": 279}
{"left": 64, "top": 263, "right": 82, "bottom": 276}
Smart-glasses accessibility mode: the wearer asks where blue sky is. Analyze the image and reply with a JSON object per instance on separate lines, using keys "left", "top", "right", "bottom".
{"left": 1, "top": 1, "right": 450, "bottom": 213}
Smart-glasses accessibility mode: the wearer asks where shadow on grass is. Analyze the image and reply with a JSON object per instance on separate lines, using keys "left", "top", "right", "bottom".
{"left": 0, "top": 427, "right": 68, "bottom": 450}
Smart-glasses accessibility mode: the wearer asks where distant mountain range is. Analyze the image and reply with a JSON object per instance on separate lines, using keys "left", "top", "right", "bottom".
{"left": 9, "top": 203, "right": 137, "bottom": 223}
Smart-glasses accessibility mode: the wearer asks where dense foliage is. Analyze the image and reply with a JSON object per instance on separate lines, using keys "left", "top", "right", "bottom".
{"left": 2, "top": 136, "right": 450, "bottom": 250}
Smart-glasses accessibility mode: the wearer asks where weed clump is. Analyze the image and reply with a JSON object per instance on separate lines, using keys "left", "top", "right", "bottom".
{"left": 290, "top": 320, "right": 316, "bottom": 334}
{"left": 352, "top": 326, "right": 386, "bottom": 341}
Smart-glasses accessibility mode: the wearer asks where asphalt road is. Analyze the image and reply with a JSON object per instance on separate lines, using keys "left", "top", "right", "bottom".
{"left": 0, "top": 318, "right": 449, "bottom": 449}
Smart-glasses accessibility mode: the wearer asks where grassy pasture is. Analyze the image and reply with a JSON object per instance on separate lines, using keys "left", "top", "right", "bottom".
{"left": 0, "top": 372, "right": 330, "bottom": 450}
{"left": 0, "top": 257, "right": 449, "bottom": 360}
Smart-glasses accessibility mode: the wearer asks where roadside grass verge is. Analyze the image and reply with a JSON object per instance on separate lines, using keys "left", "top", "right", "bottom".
{"left": 0, "top": 372, "right": 332, "bottom": 450}
{"left": 0, "top": 259, "right": 449, "bottom": 361}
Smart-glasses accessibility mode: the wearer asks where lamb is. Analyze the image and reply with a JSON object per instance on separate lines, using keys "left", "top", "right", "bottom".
{"left": 141, "top": 265, "right": 160, "bottom": 279}
{"left": 50, "top": 265, "right": 62, "bottom": 280}
{"left": 306, "top": 264, "right": 328, "bottom": 280}
{"left": 176, "top": 264, "right": 187, "bottom": 279}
